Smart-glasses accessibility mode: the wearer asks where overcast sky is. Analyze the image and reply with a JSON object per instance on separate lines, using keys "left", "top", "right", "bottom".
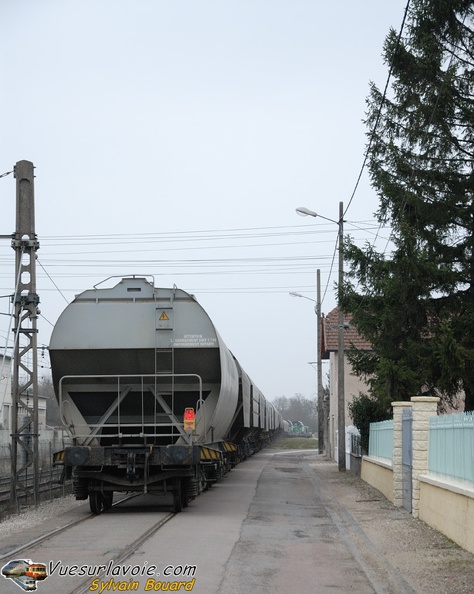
{"left": 0, "top": 1, "right": 404, "bottom": 404}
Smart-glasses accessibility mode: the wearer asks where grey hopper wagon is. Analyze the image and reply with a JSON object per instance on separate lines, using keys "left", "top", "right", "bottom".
{"left": 50, "top": 276, "right": 283, "bottom": 513}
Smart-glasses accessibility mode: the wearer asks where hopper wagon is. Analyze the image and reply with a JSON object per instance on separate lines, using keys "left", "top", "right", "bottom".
{"left": 50, "top": 276, "right": 283, "bottom": 513}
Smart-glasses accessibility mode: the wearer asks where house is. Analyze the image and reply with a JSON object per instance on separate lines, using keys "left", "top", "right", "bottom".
{"left": 0, "top": 354, "right": 47, "bottom": 431}
{"left": 0, "top": 354, "right": 12, "bottom": 430}
{"left": 320, "top": 307, "right": 466, "bottom": 462}
{"left": 320, "top": 307, "right": 372, "bottom": 461}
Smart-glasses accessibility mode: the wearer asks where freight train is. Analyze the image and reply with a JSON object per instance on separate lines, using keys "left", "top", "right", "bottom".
{"left": 50, "top": 276, "right": 283, "bottom": 514}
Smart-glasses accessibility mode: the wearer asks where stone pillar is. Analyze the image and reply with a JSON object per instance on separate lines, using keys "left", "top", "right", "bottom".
{"left": 411, "top": 396, "right": 439, "bottom": 518}
{"left": 391, "top": 401, "right": 413, "bottom": 507}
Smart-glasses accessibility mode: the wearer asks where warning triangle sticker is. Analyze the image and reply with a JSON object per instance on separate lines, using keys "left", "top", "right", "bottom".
{"left": 159, "top": 311, "right": 169, "bottom": 321}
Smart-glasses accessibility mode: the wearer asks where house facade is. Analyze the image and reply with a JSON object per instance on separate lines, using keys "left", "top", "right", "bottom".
{"left": 0, "top": 354, "right": 12, "bottom": 430}
{"left": 320, "top": 307, "right": 371, "bottom": 461}
{"left": 320, "top": 307, "right": 466, "bottom": 463}
{"left": 0, "top": 354, "right": 47, "bottom": 431}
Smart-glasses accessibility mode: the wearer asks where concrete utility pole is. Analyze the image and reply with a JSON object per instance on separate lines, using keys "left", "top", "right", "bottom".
{"left": 337, "top": 201, "right": 345, "bottom": 471}
{"left": 295, "top": 203, "right": 345, "bottom": 467}
{"left": 10, "top": 160, "right": 40, "bottom": 509}
{"left": 316, "top": 269, "right": 324, "bottom": 454}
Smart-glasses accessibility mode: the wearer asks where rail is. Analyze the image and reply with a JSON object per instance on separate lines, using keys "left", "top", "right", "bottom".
{"left": 0, "top": 467, "right": 72, "bottom": 514}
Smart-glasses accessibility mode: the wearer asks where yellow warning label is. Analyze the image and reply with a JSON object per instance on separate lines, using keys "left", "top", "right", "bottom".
{"left": 159, "top": 311, "right": 169, "bottom": 321}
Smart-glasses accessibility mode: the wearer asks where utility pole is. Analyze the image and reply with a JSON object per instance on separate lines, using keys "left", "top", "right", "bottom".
{"left": 316, "top": 269, "right": 324, "bottom": 454}
{"left": 10, "top": 160, "right": 40, "bottom": 509}
{"left": 337, "top": 201, "right": 345, "bottom": 471}
{"left": 295, "top": 203, "right": 345, "bottom": 467}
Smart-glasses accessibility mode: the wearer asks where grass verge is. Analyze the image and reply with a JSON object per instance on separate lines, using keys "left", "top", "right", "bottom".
{"left": 269, "top": 437, "right": 318, "bottom": 449}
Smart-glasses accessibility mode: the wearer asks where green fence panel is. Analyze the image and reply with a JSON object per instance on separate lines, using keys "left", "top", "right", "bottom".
{"left": 428, "top": 412, "right": 474, "bottom": 485}
{"left": 368, "top": 419, "right": 393, "bottom": 461}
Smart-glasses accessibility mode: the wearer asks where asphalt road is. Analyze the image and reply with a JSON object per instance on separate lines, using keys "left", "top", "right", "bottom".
{"left": 2, "top": 448, "right": 474, "bottom": 593}
{"left": 130, "top": 448, "right": 474, "bottom": 594}
{"left": 216, "top": 449, "right": 414, "bottom": 593}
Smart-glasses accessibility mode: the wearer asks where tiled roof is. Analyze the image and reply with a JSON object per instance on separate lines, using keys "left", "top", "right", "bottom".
{"left": 320, "top": 307, "right": 372, "bottom": 359}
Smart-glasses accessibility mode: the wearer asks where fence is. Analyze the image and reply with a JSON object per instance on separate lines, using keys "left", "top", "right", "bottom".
{"left": 351, "top": 432, "right": 362, "bottom": 457}
{"left": 368, "top": 419, "right": 393, "bottom": 461}
{"left": 428, "top": 411, "right": 474, "bottom": 484}
{"left": 362, "top": 398, "right": 474, "bottom": 556}
{"left": 0, "top": 428, "right": 70, "bottom": 475}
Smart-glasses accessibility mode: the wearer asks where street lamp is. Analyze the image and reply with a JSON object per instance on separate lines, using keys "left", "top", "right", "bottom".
{"left": 290, "top": 283, "right": 324, "bottom": 454}
{"left": 296, "top": 202, "right": 346, "bottom": 471}
{"left": 289, "top": 291, "right": 316, "bottom": 311}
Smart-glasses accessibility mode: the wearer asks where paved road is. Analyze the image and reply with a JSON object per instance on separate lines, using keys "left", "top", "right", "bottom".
{"left": 2, "top": 448, "right": 474, "bottom": 593}
{"left": 219, "top": 449, "right": 414, "bottom": 594}
{"left": 127, "top": 448, "right": 474, "bottom": 593}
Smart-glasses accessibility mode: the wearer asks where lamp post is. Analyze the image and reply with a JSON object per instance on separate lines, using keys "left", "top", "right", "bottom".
{"left": 289, "top": 272, "right": 324, "bottom": 454}
{"left": 296, "top": 202, "right": 346, "bottom": 471}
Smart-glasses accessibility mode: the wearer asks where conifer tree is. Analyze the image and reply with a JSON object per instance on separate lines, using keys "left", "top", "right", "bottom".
{"left": 344, "top": 0, "right": 474, "bottom": 411}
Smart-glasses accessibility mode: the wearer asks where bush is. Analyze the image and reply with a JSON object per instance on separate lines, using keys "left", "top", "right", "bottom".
{"left": 349, "top": 392, "right": 391, "bottom": 453}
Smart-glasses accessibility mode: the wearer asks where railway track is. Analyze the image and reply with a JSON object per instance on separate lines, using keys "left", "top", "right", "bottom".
{"left": 0, "top": 493, "right": 179, "bottom": 594}
{"left": 0, "top": 509, "right": 96, "bottom": 563}
{"left": 0, "top": 467, "right": 71, "bottom": 512}
{"left": 69, "top": 510, "right": 175, "bottom": 594}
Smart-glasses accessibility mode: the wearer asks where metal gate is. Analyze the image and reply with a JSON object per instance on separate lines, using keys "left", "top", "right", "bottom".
{"left": 402, "top": 407, "right": 413, "bottom": 513}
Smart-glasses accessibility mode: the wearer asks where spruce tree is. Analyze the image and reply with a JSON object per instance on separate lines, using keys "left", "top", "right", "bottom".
{"left": 344, "top": 0, "right": 474, "bottom": 411}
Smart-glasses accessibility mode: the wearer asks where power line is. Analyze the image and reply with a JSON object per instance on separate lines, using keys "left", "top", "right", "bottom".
{"left": 37, "top": 259, "right": 69, "bottom": 304}
{"left": 344, "top": 0, "right": 411, "bottom": 218}
{"left": 0, "top": 219, "right": 390, "bottom": 333}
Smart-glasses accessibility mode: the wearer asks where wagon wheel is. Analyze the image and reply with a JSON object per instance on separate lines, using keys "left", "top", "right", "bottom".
{"left": 200, "top": 468, "right": 209, "bottom": 492}
{"left": 102, "top": 491, "right": 113, "bottom": 511}
{"left": 172, "top": 479, "right": 185, "bottom": 513}
{"left": 181, "top": 480, "right": 189, "bottom": 509}
{"left": 89, "top": 490, "right": 104, "bottom": 515}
